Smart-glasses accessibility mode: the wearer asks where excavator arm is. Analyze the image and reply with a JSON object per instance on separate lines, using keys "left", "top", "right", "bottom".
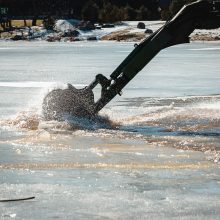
{"left": 42, "top": 0, "right": 220, "bottom": 120}
{"left": 90, "top": 0, "right": 220, "bottom": 113}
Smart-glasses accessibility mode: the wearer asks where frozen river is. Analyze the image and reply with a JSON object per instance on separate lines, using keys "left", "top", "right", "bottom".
{"left": 0, "top": 41, "right": 220, "bottom": 219}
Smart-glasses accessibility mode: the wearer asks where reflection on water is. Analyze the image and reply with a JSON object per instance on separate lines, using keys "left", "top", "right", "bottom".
{"left": 0, "top": 161, "right": 215, "bottom": 170}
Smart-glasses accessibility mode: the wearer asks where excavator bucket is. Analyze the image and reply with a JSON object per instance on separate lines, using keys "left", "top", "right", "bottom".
{"left": 42, "top": 84, "right": 96, "bottom": 120}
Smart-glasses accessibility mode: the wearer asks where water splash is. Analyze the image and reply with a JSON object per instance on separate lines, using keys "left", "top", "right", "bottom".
{"left": 1, "top": 110, "right": 41, "bottom": 130}
{"left": 0, "top": 108, "right": 116, "bottom": 132}
{"left": 1, "top": 94, "right": 220, "bottom": 163}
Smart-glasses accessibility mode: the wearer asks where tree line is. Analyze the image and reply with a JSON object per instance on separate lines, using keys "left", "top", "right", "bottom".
{"left": 0, "top": 0, "right": 159, "bottom": 20}
{"left": 0, "top": 0, "right": 197, "bottom": 24}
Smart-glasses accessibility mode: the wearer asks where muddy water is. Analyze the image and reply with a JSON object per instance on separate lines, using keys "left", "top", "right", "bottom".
{"left": 0, "top": 41, "right": 220, "bottom": 219}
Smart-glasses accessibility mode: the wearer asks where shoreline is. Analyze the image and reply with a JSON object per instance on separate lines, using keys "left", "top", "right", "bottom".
{"left": 1, "top": 20, "right": 219, "bottom": 43}
{"left": 101, "top": 31, "right": 220, "bottom": 42}
{"left": 1, "top": 34, "right": 219, "bottom": 43}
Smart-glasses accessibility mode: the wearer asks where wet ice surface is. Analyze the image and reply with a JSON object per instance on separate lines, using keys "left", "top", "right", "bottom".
{"left": 1, "top": 133, "right": 220, "bottom": 220}
{"left": 0, "top": 41, "right": 220, "bottom": 219}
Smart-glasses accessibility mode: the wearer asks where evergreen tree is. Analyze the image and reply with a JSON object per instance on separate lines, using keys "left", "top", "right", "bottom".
{"left": 160, "top": 9, "right": 171, "bottom": 20}
{"left": 99, "top": 2, "right": 122, "bottom": 22}
{"left": 99, "top": 2, "right": 113, "bottom": 22}
{"left": 111, "top": 5, "right": 124, "bottom": 22}
{"left": 123, "top": 4, "right": 137, "bottom": 20}
{"left": 169, "top": 0, "right": 196, "bottom": 16}
{"left": 81, "top": 0, "right": 99, "bottom": 22}
{"left": 136, "top": 5, "right": 149, "bottom": 20}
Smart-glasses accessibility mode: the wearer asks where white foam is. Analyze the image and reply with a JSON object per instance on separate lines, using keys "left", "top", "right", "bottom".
{"left": 196, "top": 102, "right": 220, "bottom": 109}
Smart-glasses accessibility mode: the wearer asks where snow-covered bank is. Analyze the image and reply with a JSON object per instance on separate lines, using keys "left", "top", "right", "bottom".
{"left": 1, "top": 19, "right": 220, "bottom": 42}
{"left": 101, "top": 21, "right": 220, "bottom": 42}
